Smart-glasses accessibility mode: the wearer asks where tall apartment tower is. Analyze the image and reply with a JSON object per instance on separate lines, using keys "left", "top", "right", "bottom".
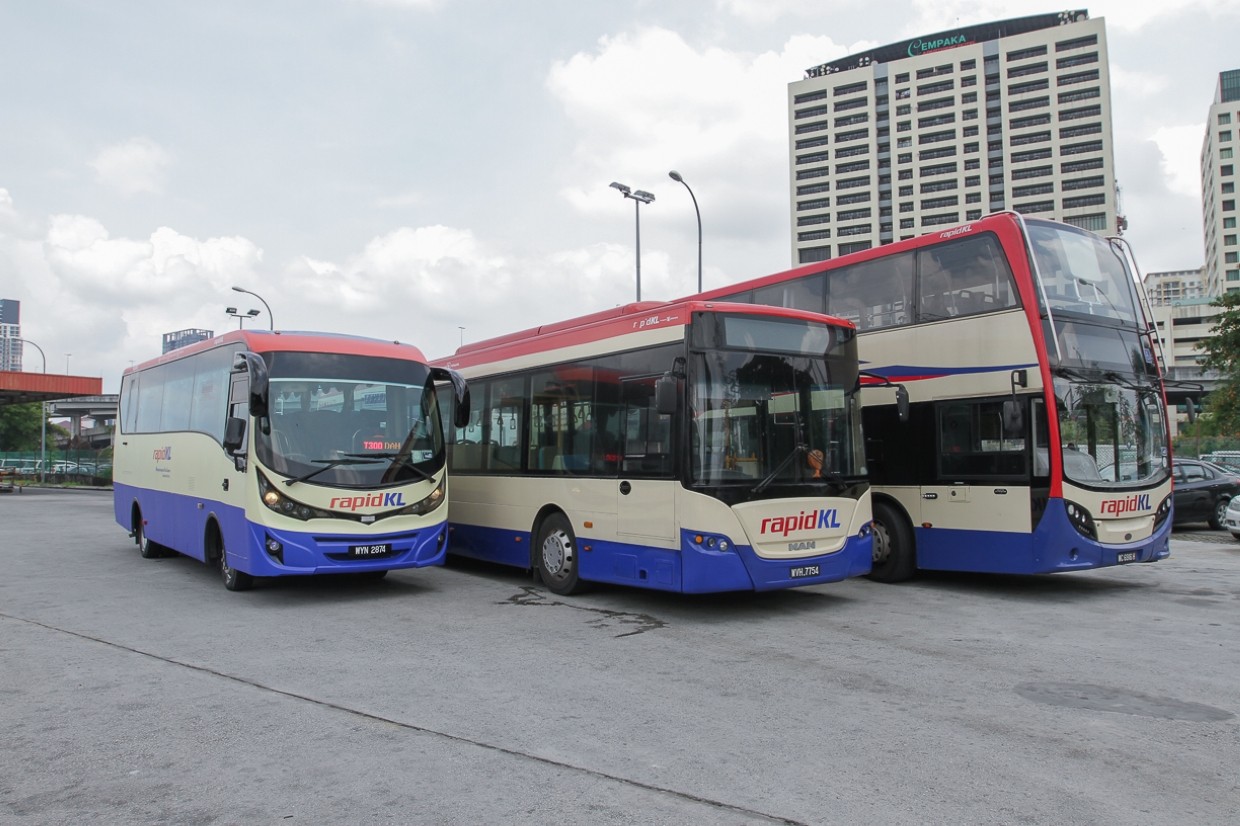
{"left": 1143, "top": 268, "right": 1205, "bottom": 307}
{"left": 788, "top": 11, "right": 1117, "bottom": 264}
{"left": 0, "top": 299, "right": 21, "bottom": 371}
{"left": 1201, "top": 68, "right": 1240, "bottom": 297}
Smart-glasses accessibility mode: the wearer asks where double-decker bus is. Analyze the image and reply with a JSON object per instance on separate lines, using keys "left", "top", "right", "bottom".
{"left": 696, "top": 213, "right": 1171, "bottom": 581}
{"left": 431, "top": 300, "right": 884, "bottom": 594}
{"left": 113, "top": 330, "right": 469, "bottom": 590}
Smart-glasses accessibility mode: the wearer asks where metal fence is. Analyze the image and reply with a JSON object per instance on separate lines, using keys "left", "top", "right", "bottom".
{"left": 0, "top": 449, "right": 113, "bottom": 486}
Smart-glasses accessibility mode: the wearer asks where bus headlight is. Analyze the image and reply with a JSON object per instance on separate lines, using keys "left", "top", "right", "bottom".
{"left": 1064, "top": 499, "right": 1097, "bottom": 540}
{"left": 257, "top": 472, "right": 334, "bottom": 521}
{"left": 391, "top": 477, "right": 446, "bottom": 517}
{"left": 1153, "top": 494, "right": 1172, "bottom": 529}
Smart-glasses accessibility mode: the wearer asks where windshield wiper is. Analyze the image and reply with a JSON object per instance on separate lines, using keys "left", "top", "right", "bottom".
{"left": 345, "top": 451, "right": 437, "bottom": 483}
{"left": 752, "top": 443, "right": 807, "bottom": 497}
{"left": 283, "top": 457, "right": 384, "bottom": 486}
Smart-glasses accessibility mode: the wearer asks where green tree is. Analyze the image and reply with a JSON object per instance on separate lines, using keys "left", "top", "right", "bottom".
{"left": 0, "top": 403, "right": 47, "bottom": 451}
{"left": 1198, "top": 291, "right": 1240, "bottom": 434}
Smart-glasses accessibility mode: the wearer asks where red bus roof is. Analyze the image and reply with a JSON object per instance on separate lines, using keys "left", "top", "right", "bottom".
{"left": 685, "top": 211, "right": 1037, "bottom": 303}
{"left": 124, "top": 330, "right": 429, "bottom": 376}
{"left": 433, "top": 299, "right": 854, "bottom": 371}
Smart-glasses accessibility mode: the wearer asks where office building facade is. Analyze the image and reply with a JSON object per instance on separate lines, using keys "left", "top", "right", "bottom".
{"left": 1201, "top": 69, "right": 1240, "bottom": 297}
{"left": 788, "top": 11, "right": 1117, "bottom": 264}
{"left": 0, "top": 299, "right": 21, "bottom": 371}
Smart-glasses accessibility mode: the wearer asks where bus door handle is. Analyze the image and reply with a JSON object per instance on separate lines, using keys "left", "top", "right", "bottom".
{"left": 221, "top": 479, "right": 229, "bottom": 492}
{"left": 619, "top": 481, "right": 632, "bottom": 495}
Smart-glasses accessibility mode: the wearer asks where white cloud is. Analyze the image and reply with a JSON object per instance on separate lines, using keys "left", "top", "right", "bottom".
{"left": 89, "top": 137, "right": 173, "bottom": 197}
{"left": 1149, "top": 124, "right": 1206, "bottom": 200}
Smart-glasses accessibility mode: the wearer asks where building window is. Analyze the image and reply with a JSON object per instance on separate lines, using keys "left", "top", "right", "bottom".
{"left": 1222, "top": 130, "right": 1234, "bottom": 143}
{"left": 1060, "top": 105, "right": 1102, "bottom": 121}
{"left": 963, "top": 126, "right": 979, "bottom": 137}
{"left": 836, "top": 144, "right": 871, "bottom": 159}
{"left": 896, "top": 88, "right": 911, "bottom": 100}
{"left": 1010, "top": 96, "right": 1050, "bottom": 112}
{"left": 796, "top": 183, "right": 831, "bottom": 196}
{"left": 1225, "top": 199, "right": 1236, "bottom": 211}
{"left": 1225, "top": 234, "right": 1237, "bottom": 246}
{"left": 919, "top": 129, "right": 957, "bottom": 145}
{"left": 897, "top": 121, "right": 912, "bottom": 132}
{"left": 834, "top": 160, "right": 871, "bottom": 174}
{"left": 836, "top": 175, "right": 871, "bottom": 190}
{"left": 1056, "top": 52, "right": 1098, "bottom": 69}
{"left": 1063, "top": 193, "right": 1107, "bottom": 209}
{"left": 836, "top": 128, "right": 869, "bottom": 143}
{"left": 838, "top": 240, "right": 872, "bottom": 255}
{"left": 900, "top": 218, "right": 915, "bottom": 229}
{"left": 965, "top": 159, "right": 981, "bottom": 170}
{"left": 960, "top": 59, "right": 976, "bottom": 70}
{"left": 1013, "top": 182, "right": 1055, "bottom": 198}
{"left": 899, "top": 185, "right": 914, "bottom": 196}
{"left": 1010, "top": 131, "right": 1052, "bottom": 146}
{"left": 834, "top": 113, "right": 869, "bottom": 128}
{"left": 898, "top": 152, "right": 912, "bottom": 163}
{"left": 1062, "top": 140, "right": 1104, "bottom": 156}
{"left": 917, "top": 96, "right": 956, "bottom": 112}
{"left": 1059, "top": 123, "right": 1102, "bottom": 139}
{"left": 837, "top": 224, "right": 872, "bottom": 237}
{"left": 795, "top": 136, "right": 830, "bottom": 150}
{"left": 921, "top": 179, "right": 958, "bottom": 193}
{"left": 1013, "top": 200, "right": 1055, "bottom": 214}
{"left": 795, "top": 105, "right": 830, "bottom": 120}
{"left": 795, "top": 167, "right": 831, "bottom": 181}
{"left": 798, "top": 229, "right": 832, "bottom": 242}
{"left": 920, "top": 162, "right": 958, "bottom": 177}
{"left": 1007, "top": 62, "right": 1048, "bottom": 79}
{"left": 921, "top": 196, "right": 959, "bottom": 210}
{"left": 896, "top": 104, "right": 911, "bottom": 116}
{"left": 1223, "top": 164, "right": 1235, "bottom": 176}
{"left": 834, "top": 97, "right": 869, "bottom": 112}
{"left": 917, "top": 80, "right": 955, "bottom": 96}
{"left": 795, "top": 151, "right": 830, "bottom": 166}
{"left": 833, "top": 81, "right": 868, "bottom": 96}
{"left": 898, "top": 169, "right": 913, "bottom": 180}
{"left": 1225, "top": 216, "right": 1237, "bottom": 228}
{"left": 1222, "top": 147, "right": 1234, "bottom": 159}
{"left": 1063, "top": 213, "right": 1107, "bottom": 231}
{"left": 962, "top": 76, "right": 977, "bottom": 88}
{"left": 1227, "top": 252, "right": 1240, "bottom": 264}
{"left": 1013, "top": 165, "right": 1053, "bottom": 180}
{"left": 1228, "top": 269, "right": 1240, "bottom": 281}
{"left": 966, "top": 193, "right": 981, "bottom": 204}
{"left": 1222, "top": 183, "right": 1235, "bottom": 194}
{"left": 1011, "top": 113, "right": 1052, "bottom": 129}
{"left": 899, "top": 202, "right": 914, "bottom": 213}
{"left": 964, "top": 175, "right": 981, "bottom": 186}
{"left": 919, "top": 146, "right": 958, "bottom": 161}
{"left": 837, "top": 208, "right": 872, "bottom": 222}
{"left": 794, "top": 120, "right": 831, "bottom": 135}
{"left": 799, "top": 246, "right": 832, "bottom": 264}
{"left": 797, "top": 214, "right": 831, "bottom": 227}
{"left": 1007, "top": 46, "right": 1048, "bottom": 61}
{"left": 837, "top": 192, "right": 872, "bottom": 205}
{"left": 1009, "top": 79, "right": 1050, "bottom": 95}
{"left": 797, "top": 198, "right": 832, "bottom": 211}
{"left": 1056, "top": 34, "right": 1098, "bottom": 52}
{"left": 1058, "top": 87, "right": 1100, "bottom": 104}
{"left": 921, "top": 212, "right": 960, "bottom": 226}
{"left": 1058, "top": 69, "right": 1100, "bottom": 86}
{"left": 1061, "top": 157, "right": 1104, "bottom": 174}
{"left": 1061, "top": 175, "right": 1105, "bottom": 191}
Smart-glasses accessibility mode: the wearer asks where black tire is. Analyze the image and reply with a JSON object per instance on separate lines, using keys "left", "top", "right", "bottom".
{"left": 868, "top": 500, "right": 917, "bottom": 583}
{"left": 135, "top": 514, "right": 165, "bottom": 559}
{"left": 535, "top": 513, "right": 587, "bottom": 595}
{"left": 216, "top": 537, "right": 254, "bottom": 592}
{"left": 1209, "top": 498, "right": 1229, "bottom": 531}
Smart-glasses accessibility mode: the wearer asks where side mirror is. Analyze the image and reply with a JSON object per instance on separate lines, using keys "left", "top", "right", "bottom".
{"left": 232, "top": 352, "right": 270, "bottom": 418}
{"left": 895, "top": 384, "right": 910, "bottom": 423}
{"left": 430, "top": 367, "right": 472, "bottom": 429}
{"left": 1186, "top": 397, "right": 1197, "bottom": 424}
{"left": 655, "top": 375, "right": 678, "bottom": 416}
{"left": 223, "top": 417, "right": 246, "bottom": 453}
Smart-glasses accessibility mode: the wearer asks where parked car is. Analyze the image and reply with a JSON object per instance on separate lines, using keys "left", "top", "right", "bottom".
{"left": 1172, "top": 458, "right": 1240, "bottom": 529}
{"left": 1224, "top": 496, "right": 1240, "bottom": 541}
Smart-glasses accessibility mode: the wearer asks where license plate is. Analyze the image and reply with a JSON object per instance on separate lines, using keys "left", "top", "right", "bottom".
{"left": 348, "top": 543, "right": 392, "bottom": 558}
{"left": 790, "top": 565, "right": 820, "bottom": 578}
{"left": 1117, "top": 551, "right": 1138, "bottom": 564}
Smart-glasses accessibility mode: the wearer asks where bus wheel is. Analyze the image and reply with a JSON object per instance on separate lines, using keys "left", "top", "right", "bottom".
{"left": 216, "top": 539, "right": 254, "bottom": 592}
{"left": 535, "top": 513, "right": 587, "bottom": 596}
{"left": 869, "top": 501, "right": 916, "bottom": 583}
{"left": 135, "top": 513, "right": 165, "bottom": 559}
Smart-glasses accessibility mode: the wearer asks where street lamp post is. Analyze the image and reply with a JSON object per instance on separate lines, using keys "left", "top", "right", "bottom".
{"left": 610, "top": 182, "right": 655, "bottom": 301}
{"left": 668, "top": 170, "right": 702, "bottom": 293}
{"left": 226, "top": 307, "right": 262, "bottom": 329}
{"left": 17, "top": 339, "right": 47, "bottom": 485}
{"left": 231, "top": 286, "right": 274, "bottom": 330}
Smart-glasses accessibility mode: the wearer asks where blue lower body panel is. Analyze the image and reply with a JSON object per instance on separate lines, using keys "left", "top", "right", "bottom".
{"left": 447, "top": 521, "right": 872, "bottom": 593}
{"left": 115, "top": 483, "right": 447, "bottom": 577}
{"left": 914, "top": 499, "right": 1172, "bottom": 575}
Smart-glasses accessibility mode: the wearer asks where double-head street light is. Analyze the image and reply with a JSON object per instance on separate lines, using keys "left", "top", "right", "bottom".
{"left": 610, "top": 181, "right": 655, "bottom": 301}
{"left": 231, "top": 286, "right": 274, "bottom": 330}
{"left": 668, "top": 170, "right": 702, "bottom": 293}
{"left": 226, "top": 307, "right": 262, "bottom": 328}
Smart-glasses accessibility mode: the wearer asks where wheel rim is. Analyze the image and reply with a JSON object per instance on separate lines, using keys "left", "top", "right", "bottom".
{"left": 1216, "top": 500, "right": 1228, "bottom": 525}
{"left": 872, "top": 520, "right": 891, "bottom": 565}
{"left": 219, "top": 547, "right": 235, "bottom": 583}
{"left": 541, "top": 529, "right": 573, "bottom": 580}
{"left": 137, "top": 523, "right": 148, "bottom": 553}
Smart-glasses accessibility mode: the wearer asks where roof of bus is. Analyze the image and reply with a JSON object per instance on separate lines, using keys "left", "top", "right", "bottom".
{"left": 685, "top": 211, "right": 1081, "bottom": 304}
{"left": 123, "top": 329, "right": 428, "bottom": 376}
{"left": 431, "top": 299, "right": 855, "bottom": 370}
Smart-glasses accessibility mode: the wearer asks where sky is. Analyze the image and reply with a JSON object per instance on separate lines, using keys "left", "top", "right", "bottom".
{"left": 1, "top": 0, "right": 1237, "bottom": 393}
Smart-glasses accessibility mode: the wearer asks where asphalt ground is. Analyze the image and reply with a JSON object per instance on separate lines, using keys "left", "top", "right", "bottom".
{"left": 2, "top": 489, "right": 1237, "bottom": 825}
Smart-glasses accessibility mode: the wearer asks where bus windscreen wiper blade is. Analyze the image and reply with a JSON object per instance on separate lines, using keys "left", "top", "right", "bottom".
{"left": 343, "top": 452, "right": 436, "bottom": 483}
{"left": 283, "top": 457, "right": 383, "bottom": 486}
{"left": 752, "top": 443, "right": 807, "bottom": 497}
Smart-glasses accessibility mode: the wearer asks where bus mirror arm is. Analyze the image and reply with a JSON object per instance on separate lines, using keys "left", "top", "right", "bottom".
{"left": 1004, "top": 369, "right": 1027, "bottom": 432}
{"left": 223, "top": 417, "right": 247, "bottom": 458}
{"left": 858, "top": 370, "right": 910, "bottom": 423}
{"left": 430, "top": 367, "right": 472, "bottom": 429}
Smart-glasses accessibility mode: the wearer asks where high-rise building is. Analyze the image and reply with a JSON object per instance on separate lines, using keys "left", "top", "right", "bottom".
{"left": 162, "top": 328, "right": 214, "bottom": 354}
{"left": 1143, "top": 268, "right": 1206, "bottom": 307}
{"left": 788, "top": 10, "right": 1116, "bottom": 264}
{"left": 0, "top": 299, "right": 21, "bottom": 371}
{"left": 1201, "top": 68, "right": 1240, "bottom": 297}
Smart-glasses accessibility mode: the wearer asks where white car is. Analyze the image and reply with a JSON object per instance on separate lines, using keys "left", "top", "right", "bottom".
{"left": 1225, "top": 495, "right": 1240, "bottom": 540}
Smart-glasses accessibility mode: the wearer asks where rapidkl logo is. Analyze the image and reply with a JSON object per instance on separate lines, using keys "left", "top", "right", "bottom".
{"left": 329, "top": 492, "right": 407, "bottom": 512}
{"left": 1099, "top": 494, "right": 1151, "bottom": 517}
{"left": 153, "top": 446, "right": 172, "bottom": 461}
{"left": 760, "top": 508, "right": 842, "bottom": 536}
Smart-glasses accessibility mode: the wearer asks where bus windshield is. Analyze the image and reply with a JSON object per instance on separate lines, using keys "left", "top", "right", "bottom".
{"left": 256, "top": 353, "right": 444, "bottom": 488}
{"left": 1054, "top": 377, "right": 1169, "bottom": 488}
{"left": 689, "top": 317, "right": 864, "bottom": 488}
{"left": 1028, "top": 220, "right": 1139, "bottom": 324}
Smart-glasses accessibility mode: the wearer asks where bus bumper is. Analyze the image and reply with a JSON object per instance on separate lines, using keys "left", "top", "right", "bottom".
{"left": 237, "top": 519, "right": 449, "bottom": 576}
